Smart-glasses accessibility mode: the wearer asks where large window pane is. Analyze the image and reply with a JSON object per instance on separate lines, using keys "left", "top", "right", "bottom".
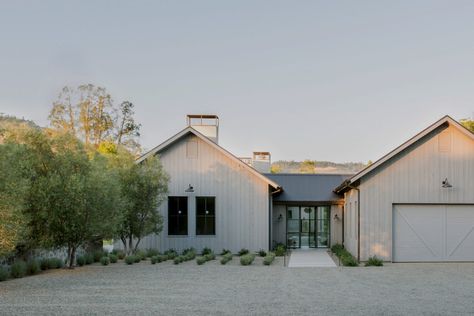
{"left": 168, "top": 197, "right": 188, "bottom": 235}
{"left": 287, "top": 233, "right": 300, "bottom": 248}
{"left": 196, "top": 197, "right": 215, "bottom": 235}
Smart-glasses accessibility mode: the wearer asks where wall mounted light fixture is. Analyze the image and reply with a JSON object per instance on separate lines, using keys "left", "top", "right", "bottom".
{"left": 442, "top": 178, "right": 453, "bottom": 188}
{"left": 278, "top": 214, "right": 283, "bottom": 221}
{"left": 185, "top": 184, "right": 194, "bottom": 193}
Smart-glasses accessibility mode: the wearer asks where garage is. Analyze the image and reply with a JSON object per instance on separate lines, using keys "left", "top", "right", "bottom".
{"left": 393, "top": 204, "right": 474, "bottom": 262}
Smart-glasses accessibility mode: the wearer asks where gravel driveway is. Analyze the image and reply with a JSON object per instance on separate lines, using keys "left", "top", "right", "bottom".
{"left": 1, "top": 257, "right": 474, "bottom": 315}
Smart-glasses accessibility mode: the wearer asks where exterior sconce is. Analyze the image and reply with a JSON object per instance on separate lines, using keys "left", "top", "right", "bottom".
{"left": 278, "top": 214, "right": 283, "bottom": 221}
{"left": 442, "top": 178, "right": 452, "bottom": 188}
{"left": 185, "top": 184, "right": 194, "bottom": 193}
{"left": 334, "top": 214, "right": 340, "bottom": 221}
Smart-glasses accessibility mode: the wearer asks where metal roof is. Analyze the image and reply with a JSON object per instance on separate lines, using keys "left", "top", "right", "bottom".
{"left": 265, "top": 173, "right": 352, "bottom": 202}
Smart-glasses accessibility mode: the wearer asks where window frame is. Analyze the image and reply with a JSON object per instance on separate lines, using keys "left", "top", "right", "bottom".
{"left": 168, "top": 196, "right": 188, "bottom": 236}
{"left": 195, "top": 196, "right": 216, "bottom": 236}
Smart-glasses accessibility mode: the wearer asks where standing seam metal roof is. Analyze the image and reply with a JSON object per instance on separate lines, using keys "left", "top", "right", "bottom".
{"left": 265, "top": 173, "right": 352, "bottom": 202}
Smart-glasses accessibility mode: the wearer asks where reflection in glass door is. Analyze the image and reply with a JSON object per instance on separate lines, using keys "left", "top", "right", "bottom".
{"left": 286, "top": 205, "right": 330, "bottom": 249}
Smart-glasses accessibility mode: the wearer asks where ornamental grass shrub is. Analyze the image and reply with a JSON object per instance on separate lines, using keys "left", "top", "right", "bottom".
{"left": 146, "top": 249, "right": 159, "bottom": 258}
{"left": 201, "top": 247, "right": 212, "bottom": 256}
{"left": 11, "top": 261, "right": 27, "bottom": 278}
{"left": 240, "top": 254, "right": 256, "bottom": 266}
{"left": 26, "top": 259, "right": 41, "bottom": 275}
{"left": 108, "top": 254, "right": 118, "bottom": 263}
{"left": 48, "top": 258, "right": 64, "bottom": 269}
{"left": 365, "top": 256, "right": 383, "bottom": 267}
{"left": 125, "top": 256, "right": 135, "bottom": 265}
{"left": 238, "top": 248, "right": 249, "bottom": 256}
{"left": 220, "top": 249, "right": 231, "bottom": 256}
{"left": 85, "top": 254, "right": 94, "bottom": 265}
{"left": 0, "top": 266, "right": 9, "bottom": 281}
{"left": 263, "top": 252, "right": 276, "bottom": 266}
{"left": 258, "top": 249, "right": 267, "bottom": 257}
{"left": 76, "top": 256, "right": 86, "bottom": 266}
{"left": 100, "top": 256, "right": 110, "bottom": 266}
{"left": 274, "top": 244, "right": 286, "bottom": 257}
{"left": 196, "top": 256, "right": 207, "bottom": 265}
{"left": 220, "top": 253, "right": 233, "bottom": 265}
{"left": 40, "top": 258, "right": 50, "bottom": 270}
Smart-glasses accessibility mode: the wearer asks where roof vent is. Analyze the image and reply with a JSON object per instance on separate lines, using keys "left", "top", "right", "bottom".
{"left": 187, "top": 114, "right": 219, "bottom": 144}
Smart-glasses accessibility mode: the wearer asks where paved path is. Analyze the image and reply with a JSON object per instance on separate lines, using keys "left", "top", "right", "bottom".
{"left": 288, "top": 248, "right": 337, "bottom": 267}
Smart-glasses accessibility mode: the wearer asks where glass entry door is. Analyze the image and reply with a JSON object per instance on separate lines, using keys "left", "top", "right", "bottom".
{"left": 286, "top": 206, "right": 330, "bottom": 249}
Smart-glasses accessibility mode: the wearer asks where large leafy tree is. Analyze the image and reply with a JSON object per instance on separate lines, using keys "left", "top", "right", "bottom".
{"left": 49, "top": 84, "right": 141, "bottom": 152}
{"left": 109, "top": 153, "right": 168, "bottom": 255}
{"left": 460, "top": 118, "right": 474, "bottom": 133}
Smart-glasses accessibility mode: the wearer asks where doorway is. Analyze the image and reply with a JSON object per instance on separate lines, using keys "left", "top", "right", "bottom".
{"left": 287, "top": 206, "right": 330, "bottom": 249}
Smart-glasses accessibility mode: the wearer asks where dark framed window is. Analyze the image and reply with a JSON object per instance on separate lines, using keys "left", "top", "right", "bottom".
{"left": 196, "top": 197, "right": 215, "bottom": 235}
{"left": 168, "top": 197, "right": 188, "bottom": 235}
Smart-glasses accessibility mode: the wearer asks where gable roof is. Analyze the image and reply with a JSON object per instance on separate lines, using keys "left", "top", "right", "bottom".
{"left": 266, "top": 173, "right": 351, "bottom": 202}
{"left": 137, "top": 126, "right": 281, "bottom": 190}
{"left": 334, "top": 115, "right": 474, "bottom": 194}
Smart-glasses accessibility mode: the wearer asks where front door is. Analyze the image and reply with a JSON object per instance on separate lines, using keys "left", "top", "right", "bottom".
{"left": 286, "top": 206, "right": 330, "bottom": 249}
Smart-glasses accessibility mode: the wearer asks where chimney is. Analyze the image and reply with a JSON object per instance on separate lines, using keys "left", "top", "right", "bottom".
{"left": 187, "top": 114, "right": 219, "bottom": 143}
{"left": 252, "top": 151, "right": 271, "bottom": 173}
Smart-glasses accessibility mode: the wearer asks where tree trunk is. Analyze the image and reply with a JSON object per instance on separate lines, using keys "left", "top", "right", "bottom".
{"left": 128, "top": 235, "right": 133, "bottom": 255}
{"left": 133, "top": 238, "right": 142, "bottom": 253}
{"left": 121, "top": 236, "right": 128, "bottom": 255}
{"left": 69, "top": 246, "right": 77, "bottom": 269}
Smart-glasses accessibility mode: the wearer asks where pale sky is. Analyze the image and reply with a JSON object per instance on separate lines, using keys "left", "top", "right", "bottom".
{"left": 1, "top": 1, "right": 473, "bottom": 163}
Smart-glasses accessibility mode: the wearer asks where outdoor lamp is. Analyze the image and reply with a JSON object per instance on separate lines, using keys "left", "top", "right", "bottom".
{"left": 442, "top": 178, "right": 452, "bottom": 188}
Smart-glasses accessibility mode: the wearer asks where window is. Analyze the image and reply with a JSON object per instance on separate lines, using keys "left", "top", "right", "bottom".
{"left": 196, "top": 197, "right": 215, "bottom": 235}
{"left": 168, "top": 197, "right": 188, "bottom": 235}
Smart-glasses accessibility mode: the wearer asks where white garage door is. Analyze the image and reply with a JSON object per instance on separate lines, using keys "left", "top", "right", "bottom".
{"left": 393, "top": 205, "right": 474, "bottom": 262}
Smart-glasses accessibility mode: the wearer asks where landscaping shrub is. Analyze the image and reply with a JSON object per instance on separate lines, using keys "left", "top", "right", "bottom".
{"left": 174, "top": 256, "right": 184, "bottom": 265}
{"left": 146, "top": 248, "right": 159, "bottom": 258}
{"left": 11, "top": 261, "right": 27, "bottom": 278}
{"left": 365, "top": 256, "right": 383, "bottom": 267}
{"left": 258, "top": 249, "right": 267, "bottom": 257}
{"left": 26, "top": 259, "right": 41, "bottom": 275}
{"left": 93, "top": 251, "right": 107, "bottom": 262}
{"left": 151, "top": 256, "right": 158, "bottom": 264}
{"left": 0, "top": 266, "right": 9, "bottom": 281}
{"left": 201, "top": 247, "right": 212, "bottom": 256}
{"left": 156, "top": 254, "right": 168, "bottom": 263}
{"left": 182, "top": 249, "right": 196, "bottom": 261}
{"left": 85, "top": 254, "right": 94, "bottom": 265}
{"left": 117, "top": 251, "right": 125, "bottom": 260}
{"left": 196, "top": 256, "right": 207, "bottom": 265}
{"left": 135, "top": 250, "right": 147, "bottom": 261}
{"left": 331, "top": 244, "right": 344, "bottom": 257}
{"left": 100, "top": 256, "right": 110, "bottom": 266}
{"left": 164, "top": 249, "right": 177, "bottom": 260}
{"left": 182, "top": 248, "right": 195, "bottom": 255}
{"left": 76, "top": 256, "right": 86, "bottom": 267}
{"left": 263, "top": 252, "right": 276, "bottom": 266}
{"left": 48, "top": 258, "right": 64, "bottom": 269}
{"left": 220, "top": 253, "right": 233, "bottom": 265}
{"left": 40, "top": 258, "right": 50, "bottom": 270}
{"left": 220, "top": 249, "right": 231, "bottom": 255}
{"left": 274, "top": 244, "right": 286, "bottom": 257}
{"left": 125, "top": 256, "right": 135, "bottom": 265}
{"left": 108, "top": 254, "right": 118, "bottom": 263}
{"left": 134, "top": 255, "right": 141, "bottom": 263}
{"left": 204, "top": 253, "right": 215, "bottom": 261}
{"left": 238, "top": 248, "right": 249, "bottom": 256}
{"left": 240, "top": 254, "right": 255, "bottom": 266}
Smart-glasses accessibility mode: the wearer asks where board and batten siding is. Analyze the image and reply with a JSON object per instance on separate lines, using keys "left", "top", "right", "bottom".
{"left": 346, "top": 125, "right": 474, "bottom": 261}
{"left": 137, "top": 134, "right": 271, "bottom": 253}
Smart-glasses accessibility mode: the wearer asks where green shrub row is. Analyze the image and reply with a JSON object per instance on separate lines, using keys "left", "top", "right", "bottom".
{"left": 220, "top": 249, "right": 231, "bottom": 256}
{"left": 173, "top": 249, "right": 197, "bottom": 265}
{"left": 365, "top": 256, "right": 383, "bottom": 267}
{"left": 0, "top": 266, "right": 9, "bottom": 281}
{"left": 263, "top": 252, "right": 276, "bottom": 266}
{"left": 100, "top": 256, "right": 110, "bottom": 266}
{"left": 238, "top": 248, "right": 249, "bottom": 256}
{"left": 240, "top": 253, "right": 256, "bottom": 266}
{"left": 331, "top": 244, "right": 358, "bottom": 267}
{"left": 274, "top": 243, "right": 286, "bottom": 257}
{"left": 258, "top": 249, "right": 267, "bottom": 257}
{"left": 220, "top": 252, "right": 233, "bottom": 265}
{"left": 196, "top": 251, "right": 216, "bottom": 265}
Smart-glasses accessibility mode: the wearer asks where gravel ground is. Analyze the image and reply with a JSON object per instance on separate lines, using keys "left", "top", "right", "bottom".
{"left": 1, "top": 257, "right": 474, "bottom": 316}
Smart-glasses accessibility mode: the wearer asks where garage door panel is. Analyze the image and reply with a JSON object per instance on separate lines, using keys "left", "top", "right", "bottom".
{"left": 393, "top": 205, "right": 445, "bottom": 262}
{"left": 393, "top": 205, "right": 474, "bottom": 262}
{"left": 446, "top": 206, "right": 474, "bottom": 261}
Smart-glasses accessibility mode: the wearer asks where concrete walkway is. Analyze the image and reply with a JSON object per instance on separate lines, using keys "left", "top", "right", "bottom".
{"left": 288, "top": 248, "right": 337, "bottom": 267}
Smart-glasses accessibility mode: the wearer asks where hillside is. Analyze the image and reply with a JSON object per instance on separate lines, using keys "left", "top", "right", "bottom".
{"left": 271, "top": 160, "right": 368, "bottom": 174}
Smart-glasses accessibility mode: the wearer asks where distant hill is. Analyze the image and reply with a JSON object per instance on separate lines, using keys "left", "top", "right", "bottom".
{"left": 271, "top": 160, "right": 368, "bottom": 174}
{"left": 0, "top": 115, "right": 39, "bottom": 130}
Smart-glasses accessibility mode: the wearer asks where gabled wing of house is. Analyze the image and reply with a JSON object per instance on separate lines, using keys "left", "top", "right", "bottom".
{"left": 137, "top": 126, "right": 281, "bottom": 191}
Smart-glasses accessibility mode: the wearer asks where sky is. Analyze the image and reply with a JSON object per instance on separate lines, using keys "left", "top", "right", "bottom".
{"left": 1, "top": 1, "right": 473, "bottom": 163}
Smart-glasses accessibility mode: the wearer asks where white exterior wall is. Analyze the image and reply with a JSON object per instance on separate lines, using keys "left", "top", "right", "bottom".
{"left": 272, "top": 204, "right": 286, "bottom": 246}
{"left": 330, "top": 204, "right": 343, "bottom": 246}
{"left": 343, "top": 190, "right": 358, "bottom": 257}
{"left": 347, "top": 125, "right": 474, "bottom": 261}
{"left": 137, "top": 134, "right": 271, "bottom": 253}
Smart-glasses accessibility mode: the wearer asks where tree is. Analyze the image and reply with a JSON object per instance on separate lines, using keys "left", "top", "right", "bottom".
{"left": 17, "top": 131, "right": 123, "bottom": 268}
{"left": 49, "top": 85, "right": 141, "bottom": 153}
{"left": 270, "top": 164, "right": 282, "bottom": 174}
{"left": 115, "top": 155, "right": 169, "bottom": 255}
{"left": 460, "top": 118, "right": 474, "bottom": 133}
{"left": 299, "top": 159, "right": 316, "bottom": 173}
